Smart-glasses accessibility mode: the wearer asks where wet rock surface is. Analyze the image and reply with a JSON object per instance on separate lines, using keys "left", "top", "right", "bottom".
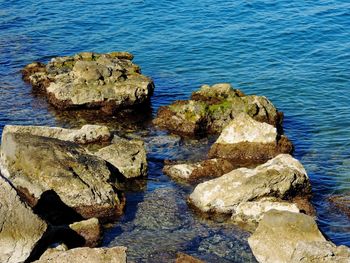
{"left": 188, "top": 154, "right": 312, "bottom": 217}
{"left": 0, "top": 175, "right": 47, "bottom": 263}
{"left": 248, "top": 210, "right": 350, "bottom": 263}
{"left": 208, "top": 113, "right": 293, "bottom": 165}
{"left": 33, "top": 246, "right": 127, "bottom": 263}
{"left": 0, "top": 131, "right": 123, "bottom": 221}
{"left": 153, "top": 83, "right": 283, "bottom": 136}
{"left": 22, "top": 52, "right": 154, "bottom": 114}
{"left": 95, "top": 136, "right": 147, "bottom": 179}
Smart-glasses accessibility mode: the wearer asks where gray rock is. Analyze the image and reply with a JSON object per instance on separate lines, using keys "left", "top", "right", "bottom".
{"left": 2, "top": 124, "right": 111, "bottom": 144}
{"left": 95, "top": 137, "right": 147, "bottom": 178}
{"left": 0, "top": 175, "right": 47, "bottom": 263}
{"left": 247, "top": 210, "right": 350, "bottom": 263}
{"left": 22, "top": 52, "right": 154, "bottom": 114}
{"left": 208, "top": 113, "right": 293, "bottom": 164}
{"left": 0, "top": 131, "right": 124, "bottom": 221}
{"left": 33, "top": 246, "right": 127, "bottom": 263}
{"left": 188, "top": 154, "right": 311, "bottom": 215}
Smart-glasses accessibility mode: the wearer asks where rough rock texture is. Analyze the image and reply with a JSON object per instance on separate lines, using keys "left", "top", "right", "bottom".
{"left": 33, "top": 246, "right": 127, "bottom": 263}
{"left": 163, "top": 158, "right": 236, "bottom": 182}
{"left": 95, "top": 137, "right": 147, "bottom": 178}
{"left": 290, "top": 241, "right": 350, "bottom": 263}
{"left": 208, "top": 113, "right": 293, "bottom": 164}
{"left": 0, "top": 175, "right": 47, "bottom": 263}
{"left": 329, "top": 193, "right": 350, "bottom": 218}
{"left": 22, "top": 52, "right": 154, "bottom": 114}
{"left": 153, "top": 83, "right": 283, "bottom": 136}
{"left": 0, "top": 132, "right": 124, "bottom": 221}
{"left": 176, "top": 252, "right": 204, "bottom": 263}
{"left": 2, "top": 124, "right": 111, "bottom": 144}
{"left": 188, "top": 154, "right": 311, "bottom": 216}
{"left": 69, "top": 218, "right": 101, "bottom": 248}
{"left": 231, "top": 198, "right": 299, "bottom": 224}
{"left": 248, "top": 210, "right": 350, "bottom": 263}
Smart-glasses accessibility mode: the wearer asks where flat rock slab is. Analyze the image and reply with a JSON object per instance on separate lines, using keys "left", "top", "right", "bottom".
{"left": 33, "top": 246, "right": 127, "bottom": 263}
{"left": 3, "top": 124, "right": 111, "bottom": 144}
{"left": 153, "top": 83, "right": 283, "bottom": 136}
{"left": 95, "top": 137, "right": 147, "bottom": 179}
{"left": 0, "top": 131, "right": 123, "bottom": 221}
{"left": 22, "top": 51, "right": 154, "bottom": 114}
{"left": 188, "top": 154, "right": 311, "bottom": 217}
{"left": 0, "top": 175, "right": 47, "bottom": 263}
{"left": 248, "top": 210, "right": 350, "bottom": 263}
{"left": 208, "top": 113, "right": 293, "bottom": 165}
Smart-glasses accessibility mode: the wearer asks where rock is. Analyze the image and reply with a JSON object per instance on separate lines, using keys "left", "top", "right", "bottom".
{"left": 2, "top": 124, "right": 111, "bottom": 144}
{"left": 290, "top": 241, "right": 350, "bottom": 263}
{"left": 0, "top": 131, "right": 124, "bottom": 221}
{"left": 163, "top": 158, "right": 236, "bottom": 182}
{"left": 33, "top": 246, "right": 127, "bottom": 263}
{"left": 0, "top": 175, "right": 47, "bottom": 263}
{"left": 153, "top": 83, "right": 283, "bottom": 136}
{"left": 69, "top": 218, "right": 101, "bottom": 247}
{"left": 22, "top": 52, "right": 154, "bottom": 114}
{"left": 176, "top": 252, "right": 204, "bottom": 263}
{"left": 95, "top": 137, "right": 147, "bottom": 178}
{"left": 188, "top": 154, "right": 311, "bottom": 216}
{"left": 208, "top": 113, "right": 293, "bottom": 164}
{"left": 329, "top": 193, "right": 350, "bottom": 218}
{"left": 231, "top": 198, "right": 300, "bottom": 224}
{"left": 248, "top": 210, "right": 350, "bottom": 263}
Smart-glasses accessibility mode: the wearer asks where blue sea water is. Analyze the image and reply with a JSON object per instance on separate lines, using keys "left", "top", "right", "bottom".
{"left": 0, "top": 0, "right": 349, "bottom": 260}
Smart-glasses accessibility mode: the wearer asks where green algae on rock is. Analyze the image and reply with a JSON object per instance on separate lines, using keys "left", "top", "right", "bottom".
{"left": 153, "top": 83, "right": 283, "bottom": 136}
{"left": 22, "top": 51, "right": 154, "bottom": 114}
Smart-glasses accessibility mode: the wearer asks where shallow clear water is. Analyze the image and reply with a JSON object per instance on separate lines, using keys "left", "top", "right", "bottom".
{"left": 0, "top": 0, "right": 349, "bottom": 260}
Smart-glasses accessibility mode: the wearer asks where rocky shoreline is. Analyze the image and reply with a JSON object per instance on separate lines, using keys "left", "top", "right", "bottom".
{"left": 0, "top": 52, "right": 349, "bottom": 262}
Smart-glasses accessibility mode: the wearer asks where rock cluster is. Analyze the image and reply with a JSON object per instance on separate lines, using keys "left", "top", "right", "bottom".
{"left": 22, "top": 51, "right": 154, "bottom": 114}
{"left": 153, "top": 83, "right": 283, "bottom": 136}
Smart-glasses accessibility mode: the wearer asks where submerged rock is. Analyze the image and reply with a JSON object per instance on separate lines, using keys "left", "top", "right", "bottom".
{"left": 0, "top": 131, "right": 124, "bottom": 221}
{"left": 329, "top": 193, "right": 350, "bottom": 218}
{"left": 3, "top": 124, "right": 111, "bottom": 144}
{"left": 188, "top": 154, "right": 311, "bottom": 219}
{"left": 153, "top": 83, "right": 283, "bottom": 136}
{"left": 208, "top": 113, "right": 293, "bottom": 164}
{"left": 69, "top": 218, "right": 101, "bottom": 248}
{"left": 95, "top": 136, "right": 147, "bottom": 178}
{"left": 248, "top": 210, "right": 350, "bottom": 263}
{"left": 0, "top": 175, "right": 47, "bottom": 263}
{"left": 163, "top": 158, "right": 236, "bottom": 182}
{"left": 22, "top": 52, "right": 154, "bottom": 114}
{"left": 33, "top": 246, "right": 127, "bottom": 263}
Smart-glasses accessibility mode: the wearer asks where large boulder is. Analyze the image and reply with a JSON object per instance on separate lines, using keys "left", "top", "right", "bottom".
{"left": 2, "top": 124, "right": 111, "bottom": 144}
{"left": 248, "top": 210, "right": 350, "bottom": 263}
{"left": 163, "top": 158, "right": 236, "bottom": 182}
{"left": 69, "top": 218, "right": 101, "bottom": 248}
{"left": 22, "top": 52, "right": 154, "bottom": 114}
{"left": 188, "top": 154, "right": 311, "bottom": 219}
{"left": 0, "top": 131, "right": 124, "bottom": 221}
{"left": 0, "top": 175, "right": 47, "bottom": 263}
{"left": 208, "top": 113, "right": 293, "bottom": 164}
{"left": 153, "top": 83, "right": 283, "bottom": 136}
{"left": 33, "top": 246, "right": 127, "bottom": 263}
{"left": 95, "top": 137, "right": 147, "bottom": 178}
